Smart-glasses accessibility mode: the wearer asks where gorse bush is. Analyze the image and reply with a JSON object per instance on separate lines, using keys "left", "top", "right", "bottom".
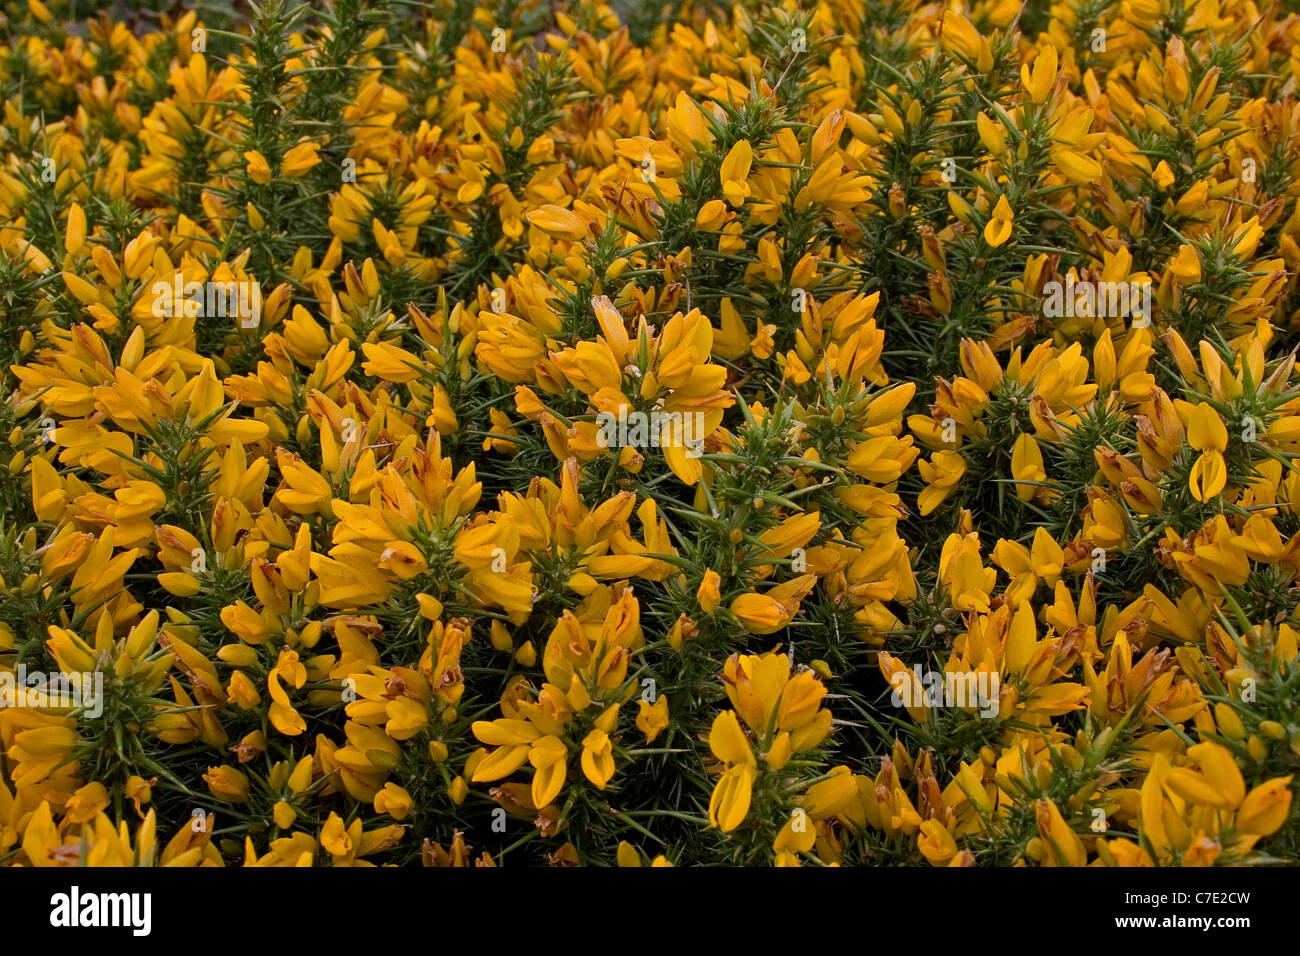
{"left": 0, "top": 0, "right": 1298, "bottom": 867}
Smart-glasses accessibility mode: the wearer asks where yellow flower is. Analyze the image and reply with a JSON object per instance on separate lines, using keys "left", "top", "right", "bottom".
{"left": 773, "top": 808, "right": 816, "bottom": 854}
{"left": 1010, "top": 433, "right": 1046, "bottom": 501}
{"left": 917, "top": 450, "right": 966, "bottom": 515}
{"left": 525, "top": 204, "right": 588, "bottom": 241}
{"left": 697, "top": 568, "right": 721, "bottom": 612}
{"left": 281, "top": 142, "right": 322, "bottom": 178}
{"left": 374, "top": 783, "right": 413, "bottom": 821}
{"left": 696, "top": 199, "right": 729, "bottom": 231}
{"left": 1034, "top": 798, "right": 1086, "bottom": 866}
{"left": 66, "top": 782, "right": 110, "bottom": 823}
{"left": 636, "top": 697, "right": 669, "bottom": 743}
{"left": 1169, "top": 243, "right": 1202, "bottom": 283}
{"left": 720, "top": 140, "right": 753, "bottom": 207}
{"left": 203, "top": 765, "right": 251, "bottom": 803}
{"left": 976, "top": 112, "right": 1007, "bottom": 156}
{"left": 64, "top": 202, "right": 86, "bottom": 255}
{"left": 320, "top": 813, "right": 354, "bottom": 857}
{"left": 1187, "top": 402, "right": 1228, "bottom": 501}
{"left": 1020, "top": 44, "right": 1057, "bottom": 103}
{"left": 529, "top": 735, "right": 568, "bottom": 807}
{"left": 730, "top": 574, "right": 817, "bottom": 635}
{"left": 918, "top": 819, "right": 959, "bottom": 865}
{"left": 1237, "top": 777, "right": 1294, "bottom": 835}
{"left": 580, "top": 728, "right": 615, "bottom": 789}
{"left": 708, "top": 763, "right": 755, "bottom": 832}
{"left": 709, "top": 709, "right": 755, "bottom": 765}
{"left": 243, "top": 150, "right": 272, "bottom": 184}
{"left": 227, "top": 670, "right": 261, "bottom": 710}
{"left": 983, "top": 195, "right": 1014, "bottom": 247}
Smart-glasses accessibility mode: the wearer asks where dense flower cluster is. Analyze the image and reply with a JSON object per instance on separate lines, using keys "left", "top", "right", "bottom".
{"left": 0, "top": 0, "right": 1299, "bottom": 867}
